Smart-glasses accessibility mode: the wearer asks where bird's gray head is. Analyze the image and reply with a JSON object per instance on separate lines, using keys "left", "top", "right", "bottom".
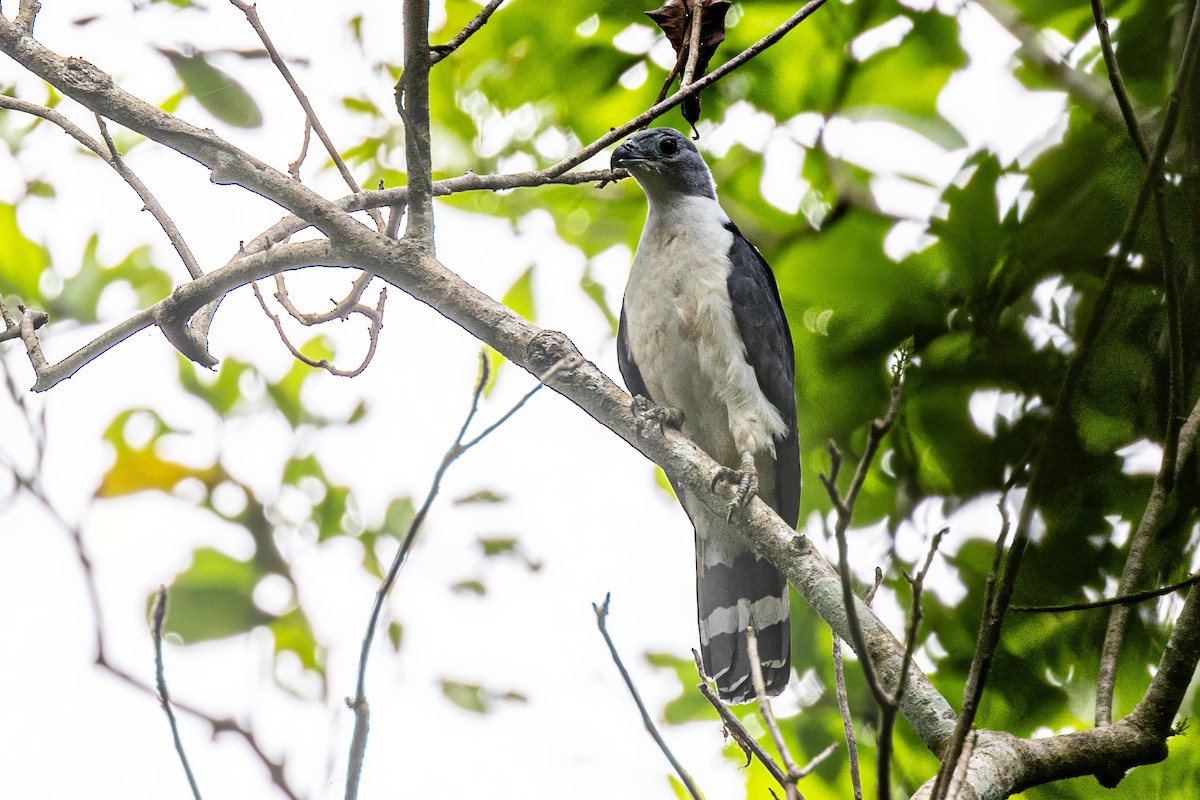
{"left": 611, "top": 128, "right": 716, "bottom": 202}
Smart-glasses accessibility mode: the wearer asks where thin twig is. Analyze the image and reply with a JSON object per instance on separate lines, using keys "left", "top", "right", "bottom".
{"left": 692, "top": 649, "right": 788, "bottom": 786}
{"left": 539, "top": 0, "right": 829, "bottom": 179}
{"left": 819, "top": 376, "right": 903, "bottom": 711}
{"left": 1089, "top": 0, "right": 1182, "bottom": 492}
{"left": 796, "top": 742, "right": 838, "bottom": 779}
{"left": 2, "top": 421, "right": 300, "bottom": 799}
{"left": 934, "top": 6, "right": 1200, "bottom": 791}
{"left": 273, "top": 271, "right": 375, "bottom": 326}
{"left": 930, "top": 491, "right": 1012, "bottom": 800}
{"left": 18, "top": 306, "right": 48, "bottom": 370}
{"left": 228, "top": 0, "right": 385, "bottom": 231}
{"left": 0, "top": 297, "right": 46, "bottom": 343}
{"left": 593, "top": 594, "right": 703, "bottom": 800}
{"left": 747, "top": 627, "right": 804, "bottom": 800}
{"left": 1013, "top": 571, "right": 1200, "bottom": 613}
{"left": 0, "top": 96, "right": 202, "bottom": 281}
{"left": 252, "top": 280, "right": 386, "bottom": 378}
{"left": 878, "top": 528, "right": 945, "bottom": 797}
{"left": 0, "top": 294, "right": 15, "bottom": 331}
{"left": 287, "top": 118, "right": 312, "bottom": 180}
{"left": 1092, "top": 0, "right": 1200, "bottom": 730}
{"left": 1090, "top": 0, "right": 1148, "bottom": 159}
{"left": 831, "top": 637, "right": 862, "bottom": 800}
{"left": 344, "top": 351, "right": 554, "bottom": 800}
{"left": 429, "top": 0, "right": 504, "bottom": 65}
{"left": 95, "top": 114, "right": 204, "bottom": 279}
{"left": 151, "top": 587, "right": 203, "bottom": 800}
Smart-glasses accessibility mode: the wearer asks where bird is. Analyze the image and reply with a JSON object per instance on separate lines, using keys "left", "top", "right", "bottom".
{"left": 611, "top": 127, "right": 800, "bottom": 703}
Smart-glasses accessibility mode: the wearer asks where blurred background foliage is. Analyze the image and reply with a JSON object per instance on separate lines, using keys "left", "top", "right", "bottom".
{"left": 4, "top": 0, "right": 1200, "bottom": 797}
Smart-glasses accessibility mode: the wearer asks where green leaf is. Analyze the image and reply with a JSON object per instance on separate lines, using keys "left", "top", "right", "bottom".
{"left": 270, "top": 607, "right": 323, "bottom": 674}
{"left": 0, "top": 202, "right": 50, "bottom": 303}
{"left": 158, "top": 48, "right": 263, "bottom": 128}
{"left": 178, "top": 356, "right": 255, "bottom": 417}
{"left": 441, "top": 679, "right": 490, "bottom": 713}
{"left": 52, "top": 236, "right": 171, "bottom": 324}
{"left": 479, "top": 537, "right": 518, "bottom": 557}
{"left": 387, "top": 621, "right": 403, "bottom": 652}
{"left": 160, "top": 548, "right": 272, "bottom": 643}
{"left": 453, "top": 488, "right": 507, "bottom": 504}
{"left": 451, "top": 579, "right": 487, "bottom": 595}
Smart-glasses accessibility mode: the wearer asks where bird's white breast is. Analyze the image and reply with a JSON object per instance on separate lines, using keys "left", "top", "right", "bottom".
{"left": 622, "top": 195, "right": 786, "bottom": 467}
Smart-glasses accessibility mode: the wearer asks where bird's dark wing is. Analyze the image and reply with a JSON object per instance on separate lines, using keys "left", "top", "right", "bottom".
{"left": 617, "top": 306, "right": 652, "bottom": 401}
{"left": 724, "top": 220, "right": 800, "bottom": 528}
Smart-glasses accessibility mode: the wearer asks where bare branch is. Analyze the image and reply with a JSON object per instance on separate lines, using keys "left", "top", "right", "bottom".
{"left": 273, "top": 270, "right": 375, "bottom": 326}
{"left": 151, "top": 587, "right": 203, "bottom": 800}
{"left": 747, "top": 627, "right": 806, "bottom": 800}
{"left": 593, "top": 594, "right": 704, "bottom": 800}
{"left": 287, "top": 118, "right": 312, "bottom": 180}
{"left": 540, "top": 0, "right": 829, "bottom": 178}
{"left": 1093, "top": 0, "right": 1200, "bottom": 727}
{"left": 252, "top": 281, "right": 386, "bottom": 378}
{"left": 1014, "top": 570, "right": 1200, "bottom": 613}
{"left": 25, "top": 239, "right": 337, "bottom": 391}
{"left": 0, "top": 96, "right": 202, "bottom": 280}
{"left": 95, "top": 114, "right": 204, "bottom": 279}
{"left": 228, "top": 0, "right": 385, "bottom": 231}
{"left": 18, "top": 305, "right": 48, "bottom": 371}
{"left": 692, "top": 649, "right": 788, "bottom": 786}
{"left": 14, "top": 0, "right": 39, "bottom": 35}
{"left": 429, "top": 0, "right": 504, "bottom": 65}
{"left": 1090, "top": 0, "right": 1149, "bottom": 159}
{"left": 932, "top": 490, "right": 1013, "bottom": 800}
{"left": 796, "top": 742, "right": 838, "bottom": 780}
{"left": 879, "top": 528, "right": 945, "bottom": 796}
{"left": 831, "top": 637, "right": 863, "bottom": 800}
{"left": 2, "top": 430, "right": 300, "bottom": 800}
{"left": 399, "top": 0, "right": 434, "bottom": 243}
{"left": 819, "top": 375, "right": 903, "bottom": 713}
{"left": 345, "top": 351, "right": 548, "bottom": 799}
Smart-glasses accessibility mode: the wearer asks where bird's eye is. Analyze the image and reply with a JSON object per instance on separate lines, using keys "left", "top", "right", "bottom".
{"left": 660, "top": 138, "right": 679, "bottom": 156}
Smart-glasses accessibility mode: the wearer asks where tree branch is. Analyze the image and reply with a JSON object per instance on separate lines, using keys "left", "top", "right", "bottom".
{"left": 429, "top": 0, "right": 504, "bottom": 65}
{"left": 692, "top": 648, "right": 788, "bottom": 786}
{"left": 0, "top": 0, "right": 961, "bottom": 761}
{"left": 593, "top": 594, "right": 704, "bottom": 800}
{"left": 399, "top": 0, "right": 434, "bottom": 243}
{"left": 227, "top": 0, "right": 385, "bottom": 231}
{"left": 1090, "top": 0, "right": 1149, "bottom": 159}
{"left": 0, "top": 96, "right": 203, "bottom": 280}
{"left": 24, "top": 239, "right": 337, "bottom": 391}
{"left": 345, "top": 352, "right": 552, "bottom": 799}
{"left": 1094, "top": 0, "right": 1200, "bottom": 728}
{"left": 151, "top": 587, "right": 203, "bottom": 800}
{"left": 747, "top": 627, "right": 807, "bottom": 800}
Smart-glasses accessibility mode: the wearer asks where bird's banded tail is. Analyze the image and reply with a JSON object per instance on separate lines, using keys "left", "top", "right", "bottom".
{"left": 696, "top": 541, "right": 790, "bottom": 704}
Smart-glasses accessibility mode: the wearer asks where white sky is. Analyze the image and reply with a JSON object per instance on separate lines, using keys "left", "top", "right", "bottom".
{"left": 0, "top": 1, "right": 1066, "bottom": 798}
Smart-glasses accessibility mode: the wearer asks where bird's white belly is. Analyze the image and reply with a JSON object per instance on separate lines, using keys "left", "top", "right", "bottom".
{"left": 623, "top": 199, "right": 786, "bottom": 466}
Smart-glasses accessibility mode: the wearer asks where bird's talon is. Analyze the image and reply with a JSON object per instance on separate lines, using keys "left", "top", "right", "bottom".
{"left": 713, "top": 453, "right": 759, "bottom": 520}
{"left": 630, "top": 395, "right": 683, "bottom": 437}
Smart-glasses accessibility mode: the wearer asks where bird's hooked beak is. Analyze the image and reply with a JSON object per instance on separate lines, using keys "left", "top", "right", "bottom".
{"left": 611, "top": 139, "right": 644, "bottom": 170}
